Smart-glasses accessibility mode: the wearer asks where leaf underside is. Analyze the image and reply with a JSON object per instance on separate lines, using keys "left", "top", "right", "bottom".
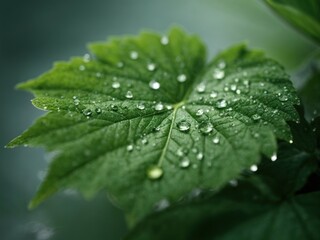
{"left": 8, "top": 28, "right": 299, "bottom": 224}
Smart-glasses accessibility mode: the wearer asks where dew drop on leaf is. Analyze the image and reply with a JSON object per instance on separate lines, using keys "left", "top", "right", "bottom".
{"left": 130, "top": 51, "right": 139, "bottom": 60}
{"left": 79, "top": 65, "right": 85, "bottom": 71}
{"left": 147, "top": 63, "right": 156, "bottom": 71}
{"left": 180, "top": 157, "right": 190, "bottom": 168}
{"left": 147, "top": 166, "right": 163, "bottom": 180}
{"left": 112, "top": 82, "right": 120, "bottom": 89}
{"left": 117, "top": 62, "right": 124, "bottom": 68}
{"left": 177, "top": 74, "right": 187, "bottom": 83}
{"left": 196, "top": 109, "right": 204, "bottom": 116}
{"left": 210, "top": 91, "right": 218, "bottom": 98}
{"left": 176, "top": 120, "right": 191, "bottom": 132}
{"left": 95, "top": 108, "right": 102, "bottom": 114}
{"left": 252, "top": 114, "right": 261, "bottom": 121}
{"left": 160, "top": 36, "right": 169, "bottom": 45}
{"left": 154, "top": 199, "right": 170, "bottom": 211}
{"left": 83, "top": 109, "right": 92, "bottom": 117}
{"left": 125, "top": 91, "right": 133, "bottom": 99}
{"left": 111, "top": 104, "right": 118, "bottom": 111}
{"left": 198, "top": 121, "right": 214, "bottom": 134}
{"left": 127, "top": 144, "right": 134, "bottom": 152}
{"left": 213, "top": 69, "right": 225, "bottom": 79}
{"left": 229, "top": 179, "right": 238, "bottom": 187}
{"left": 154, "top": 102, "right": 164, "bottom": 111}
{"left": 250, "top": 164, "right": 258, "bottom": 172}
{"left": 217, "top": 60, "right": 226, "bottom": 69}
{"left": 212, "top": 137, "right": 220, "bottom": 144}
{"left": 196, "top": 152, "right": 204, "bottom": 160}
{"left": 271, "top": 153, "right": 277, "bottom": 161}
{"left": 136, "top": 103, "right": 145, "bottom": 110}
{"left": 196, "top": 83, "right": 206, "bottom": 93}
{"left": 216, "top": 99, "right": 227, "bottom": 109}
{"left": 279, "top": 94, "right": 288, "bottom": 102}
{"left": 149, "top": 79, "right": 160, "bottom": 90}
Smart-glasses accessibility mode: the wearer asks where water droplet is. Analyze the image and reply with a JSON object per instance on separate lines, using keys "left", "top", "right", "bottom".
{"left": 271, "top": 153, "right": 277, "bottom": 161}
{"left": 95, "top": 108, "right": 102, "bottom": 114}
{"left": 236, "top": 89, "right": 241, "bottom": 95}
{"left": 229, "top": 179, "right": 238, "bottom": 187}
{"left": 198, "top": 121, "right": 214, "bottom": 134}
{"left": 154, "top": 199, "right": 170, "bottom": 211}
{"left": 176, "top": 147, "right": 188, "bottom": 157}
{"left": 137, "top": 103, "right": 145, "bottom": 110}
{"left": 154, "top": 102, "right": 164, "bottom": 111}
{"left": 196, "top": 152, "right": 204, "bottom": 160}
{"left": 147, "top": 166, "right": 163, "bottom": 180}
{"left": 177, "top": 120, "right": 191, "bottom": 132}
{"left": 141, "top": 137, "right": 148, "bottom": 145}
{"left": 83, "top": 53, "right": 91, "bottom": 62}
{"left": 196, "top": 109, "right": 204, "bottom": 116}
{"left": 252, "top": 114, "right": 261, "bottom": 121}
{"left": 213, "top": 69, "right": 225, "bottom": 79}
{"left": 216, "top": 99, "right": 227, "bottom": 109}
{"left": 289, "top": 139, "right": 293, "bottom": 144}
{"left": 73, "top": 99, "right": 80, "bottom": 106}
{"left": 212, "top": 137, "right": 220, "bottom": 144}
{"left": 250, "top": 164, "right": 258, "bottom": 172}
{"left": 217, "top": 60, "right": 226, "bottom": 69}
{"left": 130, "top": 51, "right": 139, "bottom": 60}
{"left": 279, "top": 95, "right": 288, "bottom": 102}
{"left": 160, "top": 36, "right": 169, "bottom": 45}
{"left": 180, "top": 157, "right": 190, "bottom": 168}
{"left": 125, "top": 91, "right": 133, "bottom": 99}
{"left": 149, "top": 79, "right": 160, "bottom": 90}
{"left": 117, "top": 62, "right": 124, "bottom": 68}
{"left": 112, "top": 82, "right": 120, "bottom": 89}
{"left": 83, "top": 109, "right": 92, "bottom": 117}
{"left": 196, "top": 83, "right": 206, "bottom": 93}
{"left": 147, "top": 63, "right": 156, "bottom": 71}
{"left": 127, "top": 144, "right": 134, "bottom": 152}
{"left": 96, "top": 72, "right": 102, "bottom": 78}
{"left": 79, "top": 65, "right": 85, "bottom": 71}
{"left": 111, "top": 104, "right": 118, "bottom": 111}
{"left": 230, "top": 84, "right": 237, "bottom": 91}
{"left": 177, "top": 74, "right": 187, "bottom": 83}
{"left": 210, "top": 91, "right": 218, "bottom": 98}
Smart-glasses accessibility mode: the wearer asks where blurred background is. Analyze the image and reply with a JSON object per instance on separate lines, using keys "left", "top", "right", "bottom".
{"left": 0, "top": 0, "right": 317, "bottom": 239}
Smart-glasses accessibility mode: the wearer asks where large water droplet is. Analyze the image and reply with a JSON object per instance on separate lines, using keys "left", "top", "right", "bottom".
{"left": 198, "top": 121, "right": 214, "bottom": 134}
{"left": 177, "top": 120, "right": 191, "bottom": 132}
{"left": 137, "top": 103, "right": 145, "bottom": 110}
{"left": 130, "top": 51, "right": 139, "bottom": 60}
{"left": 147, "top": 166, "right": 163, "bottom": 180}
{"left": 141, "top": 137, "right": 148, "bottom": 145}
{"left": 112, "top": 82, "right": 120, "bottom": 89}
{"left": 147, "top": 63, "right": 156, "bottom": 71}
{"left": 216, "top": 99, "right": 227, "bottom": 109}
{"left": 154, "top": 102, "right": 164, "bottom": 111}
{"left": 196, "top": 83, "right": 206, "bottom": 93}
{"left": 213, "top": 69, "right": 225, "bottom": 79}
{"left": 180, "top": 157, "right": 190, "bottom": 168}
{"left": 160, "top": 36, "right": 169, "bottom": 45}
{"left": 177, "top": 74, "right": 187, "bottom": 83}
{"left": 149, "top": 79, "right": 160, "bottom": 90}
{"left": 125, "top": 91, "right": 133, "bottom": 99}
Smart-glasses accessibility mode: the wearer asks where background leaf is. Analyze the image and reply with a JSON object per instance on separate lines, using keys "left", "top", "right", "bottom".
{"left": 265, "top": 0, "right": 320, "bottom": 45}
{"left": 8, "top": 28, "right": 299, "bottom": 224}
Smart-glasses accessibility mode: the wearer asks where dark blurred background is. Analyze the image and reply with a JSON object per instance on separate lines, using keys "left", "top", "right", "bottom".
{"left": 0, "top": 0, "right": 316, "bottom": 239}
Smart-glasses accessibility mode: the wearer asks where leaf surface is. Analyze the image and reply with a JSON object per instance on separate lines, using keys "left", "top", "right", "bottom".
{"left": 8, "top": 28, "right": 299, "bottom": 223}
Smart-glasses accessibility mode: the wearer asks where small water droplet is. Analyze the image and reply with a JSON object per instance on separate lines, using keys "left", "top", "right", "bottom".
{"left": 177, "top": 74, "right": 187, "bottom": 83}
{"left": 96, "top": 72, "right": 102, "bottom": 78}
{"left": 279, "top": 95, "right": 288, "bottom": 102}
{"left": 250, "top": 164, "right": 258, "bottom": 172}
{"left": 213, "top": 69, "right": 225, "bottom": 79}
{"left": 236, "top": 89, "right": 241, "bottom": 95}
{"left": 160, "top": 36, "right": 169, "bottom": 45}
{"left": 217, "top": 60, "right": 226, "bottom": 69}
{"left": 154, "top": 102, "right": 164, "bottom": 111}
{"left": 196, "top": 152, "right": 204, "bottom": 160}
{"left": 289, "top": 139, "right": 293, "bottom": 144}
{"left": 137, "top": 103, "right": 145, "bottom": 110}
{"left": 230, "top": 84, "right": 237, "bottom": 91}
{"left": 196, "top": 109, "right": 204, "bottom": 116}
{"left": 83, "top": 53, "right": 91, "bottom": 62}
{"left": 229, "top": 179, "right": 238, "bottom": 187}
{"left": 117, "top": 62, "right": 124, "bottom": 68}
{"left": 271, "top": 153, "right": 277, "bottom": 161}
{"left": 252, "top": 114, "right": 261, "bottom": 121}
{"left": 210, "top": 91, "right": 218, "bottom": 98}
{"left": 177, "top": 120, "right": 191, "bottom": 132}
{"left": 127, "top": 144, "right": 134, "bottom": 152}
{"left": 180, "top": 157, "right": 190, "bottom": 168}
{"left": 147, "top": 63, "right": 156, "bottom": 71}
{"left": 198, "top": 121, "right": 214, "bottom": 134}
{"left": 212, "top": 137, "right": 220, "bottom": 144}
{"left": 83, "top": 109, "right": 92, "bottom": 117}
{"left": 95, "top": 108, "right": 102, "bottom": 114}
{"left": 141, "top": 137, "right": 148, "bottom": 145}
{"left": 112, "top": 82, "right": 120, "bottom": 89}
{"left": 147, "top": 166, "right": 163, "bottom": 180}
{"left": 196, "top": 83, "right": 206, "bottom": 93}
{"left": 111, "top": 104, "right": 118, "bottom": 111}
{"left": 79, "top": 65, "right": 85, "bottom": 71}
{"left": 216, "top": 99, "right": 227, "bottom": 109}
{"left": 130, "top": 51, "right": 139, "bottom": 60}
{"left": 176, "top": 147, "right": 188, "bottom": 157}
{"left": 154, "top": 199, "right": 170, "bottom": 211}
{"left": 149, "top": 79, "right": 160, "bottom": 90}
{"left": 125, "top": 91, "right": 133, "bottom": 99}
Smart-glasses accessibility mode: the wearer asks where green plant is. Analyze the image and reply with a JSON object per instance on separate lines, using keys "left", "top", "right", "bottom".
{"left": 7, "top": 0, "right": 320, "bottom": 239}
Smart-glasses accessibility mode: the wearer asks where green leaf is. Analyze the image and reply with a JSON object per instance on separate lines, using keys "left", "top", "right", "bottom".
{"left": 7, "top": 28, "right": 299, "bottom": 224}
{"left": 265, "top": 0, "right": 320, "bottom": 44}
{"left": 125, "top": 188, "right": 320, "bottom": 240}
